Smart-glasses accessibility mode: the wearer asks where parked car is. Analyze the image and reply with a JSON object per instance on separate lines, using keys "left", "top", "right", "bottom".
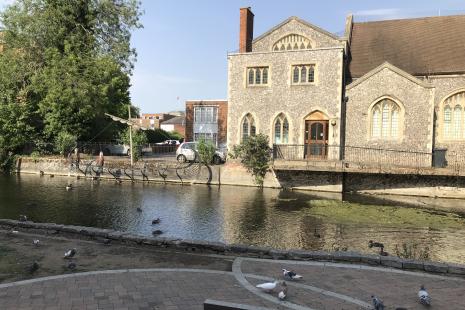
{"left": 176, "top": 142, "right": 226, "bottom": 164}
{"left": 156, "top": 140, "right": 180, "bottom": 145}
{"left": 102, "top": 144, "right": 131, "bottom": 156}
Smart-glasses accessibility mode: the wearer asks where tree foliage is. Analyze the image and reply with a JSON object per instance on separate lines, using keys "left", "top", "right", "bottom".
{"left": 118, "top": 128, "right": 147, "bottom": 162}
{"left": 0, "top": 0, "right": 142, "bottom": 158}
{"left": 197, "top": 138, "right": 216, "bottom": 165}
{"left": 231, "top": 134, "right": 272, "bottom": 186}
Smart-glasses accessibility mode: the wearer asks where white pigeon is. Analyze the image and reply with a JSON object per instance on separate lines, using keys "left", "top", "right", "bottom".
{"left": 64, "top": 248, "right": 77, "bottom": 259}
{"left": 256, "top": 280, "right": 278, "bottom": 292}
{"left": 282, "top": 268, "right": 303, "bottom": 280}
{"left": 278, "top": 281, "right": 288, "bottom": 300}
{"left": 33, "top": 239, "right": 40, "bottom": 246}
{"left": 418, "top": 285, "right": 431, "bottom": 306}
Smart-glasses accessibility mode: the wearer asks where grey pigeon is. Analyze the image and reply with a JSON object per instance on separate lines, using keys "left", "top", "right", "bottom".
{"left": 278, "top": 281, "right": 287, "bottom": 300}
{"left": 418, "top": 285, "right": 431, "bottom": 306}
{"left": 282, "top": 268, "right": 303, "bottom": 280}
{"left": 371, "top": 295, "right": 385, "bottom": 310}
{"left": 152, "top": 218, "right": 161, "bottom": 224}
{"left": 27, "top": 261, "right": 39, "bottom": 274}
{"left": 64, "top": 248, "right": 77, "bottom": 259}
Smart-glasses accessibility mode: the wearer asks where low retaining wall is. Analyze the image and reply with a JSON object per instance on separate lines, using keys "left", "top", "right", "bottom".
{"left": 1, "top": 219, "right": 464, "bottom": 277}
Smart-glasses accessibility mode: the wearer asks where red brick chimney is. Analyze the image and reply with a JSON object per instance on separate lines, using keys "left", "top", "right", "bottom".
{"left": 239, "top": 7, "right": 254, "bottom": 53}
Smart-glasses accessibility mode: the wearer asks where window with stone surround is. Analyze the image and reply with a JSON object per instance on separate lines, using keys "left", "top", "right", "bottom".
{"left": 441, "top": 91, "right": 465, "bottom": 140}
{"left": 247, "top": 67, "right": 268, "bottom": 86}
{"left": 273, "top": 113, "right": 289, "bottom": 144}
{"left": 291, "top": 65, "right": 315, "bottom": 84}
{"left": 370, "top": 98, "right": 402, "bottom": 139}
{"left": 241, "top": 113, "right": 256, "bottom": 141}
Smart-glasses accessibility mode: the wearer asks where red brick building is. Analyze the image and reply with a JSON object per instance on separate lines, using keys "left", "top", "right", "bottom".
{"left": 185, "top": 100, "right": 228, "bottom": 147}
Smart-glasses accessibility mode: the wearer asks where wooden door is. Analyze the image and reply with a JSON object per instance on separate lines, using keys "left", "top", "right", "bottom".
{"left": 305, "top": 120, "right": 328, "bottom": 159}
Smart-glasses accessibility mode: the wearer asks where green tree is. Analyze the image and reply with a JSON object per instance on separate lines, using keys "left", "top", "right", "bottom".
{"left": 231, "top": 134, "right": 272, "bottom": 186}
{"left": 197, "top": 138, "right": 216, "bottom": 165}
{"left": 119, "top": 128, "right": 147, "bottom": 162}
{"left": 54, "top": 131, "right": 77, "bottom": 157}
{"left": 0, "top": 0, "right": 142, "bottom": 159}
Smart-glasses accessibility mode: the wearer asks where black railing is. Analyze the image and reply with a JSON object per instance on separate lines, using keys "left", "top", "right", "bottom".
{"left": 273, "top": 144, "right": 441, "bottom": 169}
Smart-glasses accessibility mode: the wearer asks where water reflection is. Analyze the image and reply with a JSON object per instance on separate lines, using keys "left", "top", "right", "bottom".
{"left": 1, "top": 174, "right": 465, "bottom": 264}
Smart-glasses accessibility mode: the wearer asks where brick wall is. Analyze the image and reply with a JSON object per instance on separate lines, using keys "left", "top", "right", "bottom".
{"left": 185, "top": 100, "right": 228, "bottom": 146}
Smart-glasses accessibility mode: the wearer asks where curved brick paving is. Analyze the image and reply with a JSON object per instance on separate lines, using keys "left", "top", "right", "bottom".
{"left": 0, "top": 259, "right": 464, "bottom": 310}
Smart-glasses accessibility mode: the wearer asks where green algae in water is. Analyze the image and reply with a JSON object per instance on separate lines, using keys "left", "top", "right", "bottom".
{"left": 305, "top": 199, "right": 465, "bottom": 230}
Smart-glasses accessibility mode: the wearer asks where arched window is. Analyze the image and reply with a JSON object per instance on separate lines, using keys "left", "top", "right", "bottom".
{"left": 241, "top": 113, "right": 256, "bottom": 142}
{"left": 273, "top": 114, "right": 289, "bottom": 144}
{"left": 442, "top": 91, "right": 465, "bottom": 140}
{"left": 370, "top": 98, "right": 402, "bottom": 139}
{"left": 272, "top": 34, "right": 312, "bottom": 51}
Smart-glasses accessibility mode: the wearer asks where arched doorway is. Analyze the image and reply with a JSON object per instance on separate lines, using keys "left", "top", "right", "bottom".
{"left": 305, "top": 111, "right": 329, "bottom": 159}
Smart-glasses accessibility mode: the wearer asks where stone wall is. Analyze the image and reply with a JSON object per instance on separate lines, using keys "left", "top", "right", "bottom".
{"left": 346, "top": 65, "right": 434, "bottom": 154}
{"left": 227, "top": 47, "right": 344, "bottom": 149}
{"left": 252, "top": 18, "right": 344, "bottom": 52}
{"left": 1, "top": 219, "right": 463, "bottom": 275}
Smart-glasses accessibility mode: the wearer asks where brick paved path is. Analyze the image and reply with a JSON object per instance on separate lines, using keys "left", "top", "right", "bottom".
{"left": 1, "top": 258, "right": 464, "bottom": 310}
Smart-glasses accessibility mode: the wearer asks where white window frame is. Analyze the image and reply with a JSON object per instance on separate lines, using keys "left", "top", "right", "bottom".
{"left": 246, "top": 67, "right": 269, "bottom": 87}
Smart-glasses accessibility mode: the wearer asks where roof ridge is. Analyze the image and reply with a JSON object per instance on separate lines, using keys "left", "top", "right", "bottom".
{"left": 354, "top": 13, "right": 465, "bottom": 25}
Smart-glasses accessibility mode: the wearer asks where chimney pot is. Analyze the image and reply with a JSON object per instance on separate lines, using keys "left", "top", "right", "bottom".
{"left": 239, "top": 7, "right": 254, "bottom": 53}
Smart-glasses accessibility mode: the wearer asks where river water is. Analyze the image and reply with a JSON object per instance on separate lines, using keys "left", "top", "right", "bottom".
{"left": 1, "top": 174, "right": 465, "bottom": 264}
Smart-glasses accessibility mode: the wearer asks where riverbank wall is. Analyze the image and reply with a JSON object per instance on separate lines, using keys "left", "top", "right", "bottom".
{"left": 1, "top": 218, "right": 464, "bottom": 276}
{"left": 15, "top": 157, "right": 465, "bottom": 199}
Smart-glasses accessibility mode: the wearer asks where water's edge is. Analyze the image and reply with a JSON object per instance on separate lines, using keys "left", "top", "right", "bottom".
{"left": 1, "top": 219, "right": 464, "bottom": 277}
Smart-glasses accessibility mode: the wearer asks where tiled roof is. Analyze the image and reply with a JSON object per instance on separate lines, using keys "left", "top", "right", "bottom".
{"left": 160, "top": 115, "right": 185, "bottom": 125}
{"left": 348, "top": 15, "right": 465, "bottom": 78}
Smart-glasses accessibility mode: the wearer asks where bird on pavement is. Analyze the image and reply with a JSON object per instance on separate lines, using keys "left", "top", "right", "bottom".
{"left": 152, "top": 218, "right": 161, "bottom": 224}
{"left": 418, "top": 285, "right": 431, "bottom": 306}
{"left": 371, "top": 295, "right": 385, "bottom": 310}
{"left": 67, "top": 262, "right": 77, "bottom": 271}
{"left": 278, "top": 281, "right": 288, "bottom": 300}
{"left": 33, "top": 239, "right": 40, "bottom": 246}
{"left": 19, "top": 215, "right": 28, "bottom": 222}
{"left": 64, "top": 248, "right": 77, "bottom": 259}
{"left": 282, "top": 269, "right": 303, "bottom": 280}
{"left": 26, "top": 261, "right": 39, "bottom": 274}
{"left": 256, "top": 280, "right": 278, "bottom": 292}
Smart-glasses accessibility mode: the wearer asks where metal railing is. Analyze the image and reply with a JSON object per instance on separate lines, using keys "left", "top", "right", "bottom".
{"left": 272, "top": 144, "right": 440, "bottom": 169}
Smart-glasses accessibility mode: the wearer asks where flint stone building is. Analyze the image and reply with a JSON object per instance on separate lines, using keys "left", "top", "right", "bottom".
{"left": 227, "top": 8, "right": 465, "bottom": 167}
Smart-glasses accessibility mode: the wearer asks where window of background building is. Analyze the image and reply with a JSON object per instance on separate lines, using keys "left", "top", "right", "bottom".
{"left": 292, "top": 64, "right": 315, "bottom": 84}
{"left": 194, "top": 133, "right": 218, "bottom": 146}
{"left": 442, "top": 91, "right": 465, "bottom": 140}
{"left": 194, "top": 106, "right": 218, "bottom": 123}
{"left": 247, "top": 67, "right": 269, "bottom": 86}
{"left": 370, "top": 98, "right": 401, "bottom": 139}
{"left": 241, "top": 113, "right": 256, "bottom": 141}
{"left": 273, "top": 113, "right": 289, "bottom": 144}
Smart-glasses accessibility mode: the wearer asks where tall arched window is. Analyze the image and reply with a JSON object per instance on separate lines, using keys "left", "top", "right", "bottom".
{"left": 441, "top": 91, "right": 465, "bottom": 140}
{"left": 273, "top": 114, "right": 289, "bottom": 144}
{"left": 241, "top": 113, "right": 256, "bottom": 142}
{"left": 370, "top": 98, "right": 402, "bottom": 139}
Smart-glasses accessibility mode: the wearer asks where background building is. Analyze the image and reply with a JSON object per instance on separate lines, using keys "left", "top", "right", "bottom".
{"left": 160, "top": 115, "right": 186, "bottom": 136}
{"left": 185, "top": 100, "right": 228, "bottom": 147}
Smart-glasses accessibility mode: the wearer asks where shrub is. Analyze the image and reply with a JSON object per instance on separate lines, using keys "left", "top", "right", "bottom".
{"left": 54, "top": 131, "right": 77, "bottom": 157}
{"left": 230, "top": 134, "right": 272, "bottom": 186}
{"left": 119, "top": 128, "right": 148, "bottom": 162}
{"left": 197, "top": 138, "right": 216, "bottom": 165}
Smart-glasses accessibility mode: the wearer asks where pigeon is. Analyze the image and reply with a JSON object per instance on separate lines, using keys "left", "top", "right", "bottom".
{"left": 136, "top": 207, "right": 142, "bottom": 212}
{"left": 278, "top": 281, "right": 288, "bottom": 300}
{"left": 368, "top": 240, "right": 384, "bottom": 249}
{"left": 282, "top": 269, "right": 303, "bottom": 280}
{"left": 371, "top": 295, "right": 385, "bottom": 310}
{"left": 418, "top": 285, "right": 431, "bottom": 306}
{"left": 152, "top": 230, "right": 163, "bottom": 235}
{"left": 64, "top": 248, "right": 77, "bottom": 259}
{"left": 152, "top": 218, "right": 161, "bottom": 224}
{"left": 256, "top": 280, "right": 278, "bottom": 292}
{"left": 33, "top": 239, "right": 40, "bottom": 246}
{"left": 19, "top": 214, "right": 28, "bottom": 222}
{"left": 67, "top": 262, "right": 77, "bottom": 270}
{"left": 27, "top": 261, "right": 39, "bottom": 274}
{"left": 65, "top": 184, "right": 72, "bottom": 191}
